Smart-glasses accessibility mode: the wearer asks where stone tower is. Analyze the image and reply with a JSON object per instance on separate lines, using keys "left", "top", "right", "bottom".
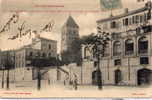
{"left": 61, "top": 16, "right": 79, "bottom": 63}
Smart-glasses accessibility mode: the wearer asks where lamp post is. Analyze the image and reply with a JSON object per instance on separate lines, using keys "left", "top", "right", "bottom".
{"left": 1, "top": 65, "right": 5, "bottom": 89}
{"left": 37, "top": 65, "right": 41, "bottom": 91}
{"left": 35, "top": 57, "right": 42, "bottom": 91}
{"left": 94, "top": 43, "right": 102, "bottom": 90}
{"left": 97, "top": 52, "right": 102, "bottom": 90}
{"left": 32, "top": 55, "right": 42, "bottom": 91}
{"left": 6, "top": 67, "right": 10, "bottom": 90}
{"left": 6, "top": 51, "right": 10, "bottom": 90}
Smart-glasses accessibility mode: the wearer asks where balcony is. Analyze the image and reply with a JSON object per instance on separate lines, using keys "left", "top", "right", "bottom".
{"left": 84, "top": 56, "right": 93, "bottom": 61}
{"left": 113, "top": 52, "right": 121, "bottom": 57}
{"left": 125, "top": 51, "right": 134, "bottom": 55}
{"left": 103, "top": 53, "right": 110, "bottom": 57}
{"left": 138, "top": 49, "right": 148, "bottom": 55}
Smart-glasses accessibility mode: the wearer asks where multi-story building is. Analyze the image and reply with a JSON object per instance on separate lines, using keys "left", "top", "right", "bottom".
{"left": 61, "top": 16, "right": 80, "bottom": 63}
{"left": 0, "top": 50, "right": 16, "bottom": 82}
{"left": 15, "top": 37, "right": 57, "bottom": 68}
{"left": 82, "top": 2, "right": 152, "bottom": 86}
{"left": 0, "top": 50, "right": 15, "bottom": 69}
{"left": 15, "top": 37, "right": 57, "bottom": 81}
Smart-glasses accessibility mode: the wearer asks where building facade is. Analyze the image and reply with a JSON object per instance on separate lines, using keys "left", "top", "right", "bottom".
{"left": 82, "top": 2, "right": 152, "bottom": 86}
{"left": 15, "top": 37, "right": 57, "bottom": 68}
{"left": 0, "top": 49, "right": 1, "bottom": 68}
{"left": 15, "top": 37, "right": 57, "bottom": 81}
{"left": 0, "top": 50, "right": 15, "bottom": 69}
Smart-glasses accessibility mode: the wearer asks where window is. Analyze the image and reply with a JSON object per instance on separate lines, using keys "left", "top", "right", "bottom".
{"left": 48, "top": 53, "right": 52, "bottom": 57}
{"left": 73, "top": 30, "right": 77, "bottom": 34}
{"left": 112, "top": 32, "right": 120, "bottom": 39}
{"left": 36, "top": 52, "right": 41, "bottom": 57}
{"left": 144, "top": 13, "right": 147, "bottom": 22}
{"left": 114, "top": 59, "right": 121, "bottom": 66}
{"left": 132, "top": 16, "right": 135, "bottom": 24}
{"left": 84, "top": 47, "right": 87, "bottom": 59}
{"left": 84, "top": 46, "right": 92, "bottom": 59}
{"left": 125, "top": 39, "right": 134, "bottom": 55}
{"left": 147, "top": 10, "right": 151, "bottom": 20}
{"left": 123, "top": 18, "right": 129, "bottom": 26}
{"left": 113, "top": 41, "right": 121, "bottom": 56}
{"left": 42, "top": 44, "right": 46, "bottom": 50}
{"left": 115, "top": 69, "right": 122, "bottom": 84}
{"left": 42, "top": 53, "right": 46, "bottom": 57}
{"left": 142, "top": 25, "right": 152, "bottom": 33}
{"left": 140, "top": 57, "right": 149, "bottom": 64}
{"left": 124, "top": 18, "right": 129, "bottom": 26}
{"left": 104, "top": 43, "right": 110, "bottom": 57}
{"left": 111, "top": 21, "right": 116, "bottom": 28}
{"left": 94, "top": 61, "right": 98, "bottom": 67}
{"left": 103, "top": 23, "right": 108, "bottom": 30}
{"left": 49, "top": 44, "right": 51, "bottom": 49}
{"left": 29, "top": 52, "right": 33, "bottom": 56}
{"left": 140, "top": 15, "right": 143, "bottom": 23}
{"left": 129, "top": 18, "right": 132, "bottom": 25}
{"left": 138, "top": 37, "right": 148, "bottom": 54}
{"left": 135, "top": 15, "right": 139, "bottom": 24}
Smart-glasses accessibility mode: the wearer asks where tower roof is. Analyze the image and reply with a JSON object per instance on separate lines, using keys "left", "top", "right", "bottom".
{"left": 63, "top": 16, "right": 79, "bottom": 28}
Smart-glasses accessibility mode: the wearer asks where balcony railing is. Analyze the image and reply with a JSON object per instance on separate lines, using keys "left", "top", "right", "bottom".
{"left": 113, "top": 52, "right": 121, "bottom": 56}
{"left": 138, "top": 49, "right": 148, "bottom": 54}
{"left": 84, "top": 56, "right": 93, "bottom": 60}
{"left": 125, "top": 51, "right": 134, "bottom": 55}
{"left": 103, "top": 53, "right": 110, "bottom": 57}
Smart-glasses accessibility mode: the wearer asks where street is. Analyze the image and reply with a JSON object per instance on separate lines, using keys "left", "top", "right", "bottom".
{"left": 0, "top": 80, "right": 152, "bottom": 98}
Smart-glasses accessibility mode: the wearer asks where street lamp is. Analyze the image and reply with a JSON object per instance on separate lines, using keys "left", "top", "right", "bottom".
{"left": 1, "top": 65, "right": 5, "bottom": 89}
{"left": 6, "top": 51, "right": 10, "bottom": 90}
{"left": 32, "top": 54, "right": 42, "bottom": 91}
{"left": 94, "top": 43, "right": 102, "bottom": 90}
{"left": 6, "top": 66, "right": 10, "bottom": 90}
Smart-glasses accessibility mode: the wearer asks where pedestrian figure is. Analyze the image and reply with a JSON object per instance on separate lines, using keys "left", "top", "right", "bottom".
{"left": 64, "top": 80, "right": 66, "bottom": 85}
{"left": 48, "top": 79, "right": 50, "bottom": 85}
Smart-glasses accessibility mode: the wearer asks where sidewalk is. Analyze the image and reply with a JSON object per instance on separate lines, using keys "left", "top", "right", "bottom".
{"left": 0, "top": 80, "right": 151, "bottom": 91}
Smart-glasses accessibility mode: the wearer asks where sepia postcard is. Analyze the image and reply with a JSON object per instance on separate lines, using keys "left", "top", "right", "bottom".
{"left": 0, "top": 0, "right": 152, "bottom": 98}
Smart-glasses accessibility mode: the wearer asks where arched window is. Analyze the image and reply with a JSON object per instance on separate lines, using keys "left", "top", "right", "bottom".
{"left": 84, "top": 46, "right": 92, "bottom": 59}
{"left": 48, "top": 53, "right": 52, "bottom": 57}
{"left": 125, "top": 39, "right": 134, "bottom": 55}
{"left": 49, "top": 44, "right": 51, "bottom": 49}
{"left": 138, "top": 36, "right": 148, "bottom": 54}
{"left": 84, "top": 46, "right": 87, "bottom": 59}
{"left": 36, "top": 52, "right": 41, "bottom": 57}
{"left": 115, "top": 69, "right": 122, "bottom": 85}
{"left": 113, "top": 41, "right": 121, "bottom": 56}
{"left": 29, "top": 52, "right": 33, "bottom": 56}
{"left": 42, "top": 53, "right": 46, "bottom": 57}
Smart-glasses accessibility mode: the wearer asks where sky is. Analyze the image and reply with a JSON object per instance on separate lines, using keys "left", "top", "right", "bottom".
{"left": 0, "top": 0, "right": 150, "bottom": 53}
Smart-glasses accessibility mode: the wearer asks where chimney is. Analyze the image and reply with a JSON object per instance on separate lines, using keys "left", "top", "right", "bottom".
{"left": 124, "top": 8, "right": 129, "bottom": 13}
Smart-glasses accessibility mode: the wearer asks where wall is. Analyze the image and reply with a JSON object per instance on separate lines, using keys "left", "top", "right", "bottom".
{"left": 81, "top": 61, "right": 94, "bottom": 85}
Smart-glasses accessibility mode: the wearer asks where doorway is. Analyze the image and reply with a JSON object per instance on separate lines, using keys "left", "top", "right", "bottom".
{"left": 137, "top": 68, "right": 152, "bottom": 85}
{"left": 115, "top": 69, "right": 122, "bottom": 85}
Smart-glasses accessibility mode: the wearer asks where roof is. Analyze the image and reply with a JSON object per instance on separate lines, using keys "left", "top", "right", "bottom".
{"left": 37, "top": 37, "right": 57, "bottom": 43}
{"left": 63, "top": 16, "right": 79, "bottom": 28}
{"left": 97, "top": 6, "right": 148, "bottom": 23}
